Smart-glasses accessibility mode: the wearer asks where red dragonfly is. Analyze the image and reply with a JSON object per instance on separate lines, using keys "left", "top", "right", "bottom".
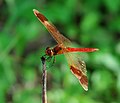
{"left": 33, "top": 9, "right": 99, "bottom": 91}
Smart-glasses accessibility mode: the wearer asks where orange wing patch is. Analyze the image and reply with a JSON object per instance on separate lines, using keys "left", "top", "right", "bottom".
{"left": 70, "top": 65, "right": 88, "bottom": 91}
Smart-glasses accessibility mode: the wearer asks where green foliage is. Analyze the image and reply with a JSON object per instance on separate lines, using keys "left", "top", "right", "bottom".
{"left": 0, "top": 0, "right": 120, "bottom": 103}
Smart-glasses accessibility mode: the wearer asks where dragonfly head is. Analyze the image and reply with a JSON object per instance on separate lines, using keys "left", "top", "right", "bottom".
{"left": 45, "top": 47, "right": 54, "bottom": 56}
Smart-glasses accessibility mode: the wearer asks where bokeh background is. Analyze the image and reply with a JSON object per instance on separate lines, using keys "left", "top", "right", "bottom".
{"left": 0, "top": 0, "right": 120, "bottom": 103}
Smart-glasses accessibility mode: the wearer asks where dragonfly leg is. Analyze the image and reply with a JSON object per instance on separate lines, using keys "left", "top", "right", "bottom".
{"left": 46, "top": 56, "right": 53, "bottom": 62}
{"left": 42, "top": 54, "right": 52, "bottom": 62}
{"left": 53, "top": 56, "right": 56, "bottom": 64}
{"left": 41, "top": 55, "right": 56, "bottom": 69}
{"left": 47, "top": 56, "right": 56, "bottom": 68}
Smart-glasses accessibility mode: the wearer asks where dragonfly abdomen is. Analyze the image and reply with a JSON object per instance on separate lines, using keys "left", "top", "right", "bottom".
{"left": 67, "top": 47, "right": 99, "bottom": 52}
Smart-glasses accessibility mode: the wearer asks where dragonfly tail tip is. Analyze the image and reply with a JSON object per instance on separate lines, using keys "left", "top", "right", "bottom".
{"left": 33, "top": 9, "right": 39, "bottom": 14}
{"left": 95, "top": 48, "right": 99, "bottom": 51}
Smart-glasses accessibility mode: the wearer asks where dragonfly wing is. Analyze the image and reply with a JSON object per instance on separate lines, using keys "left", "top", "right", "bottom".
{"left": 64, "top": 53, "right": 88, "bottom": 91}
{"left": 33, "top": 9, "right": 71, "bottom": 45}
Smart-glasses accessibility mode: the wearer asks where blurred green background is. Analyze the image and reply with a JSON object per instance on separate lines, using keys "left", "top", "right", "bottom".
{"left": 0, "top": 0, "right": 120, "bottom": 103}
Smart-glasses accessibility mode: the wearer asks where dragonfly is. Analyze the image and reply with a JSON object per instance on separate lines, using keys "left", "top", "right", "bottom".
{"left": 33, "top": 9, "right": 99, "bottom": 91}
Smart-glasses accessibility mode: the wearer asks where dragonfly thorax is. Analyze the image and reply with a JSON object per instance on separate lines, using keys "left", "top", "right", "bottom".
{"left": 46, "top": 45, "right": 63, "bottom": 56}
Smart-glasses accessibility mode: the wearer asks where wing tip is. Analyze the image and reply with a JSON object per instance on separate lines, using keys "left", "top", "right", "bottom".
{"left": 33, "top": 9, "right": 39, "bottom": 13}
{"left": 33, "top": 9, "right": 39, "bottom": 16}
{"left": 82, "top": 84, "right": 88, "bottom": 91}
{"left": 79, "top": 74, "right": 88, "bottom": 91}
{"left": 33, "top": 9, "right": 48, "bottom": 22}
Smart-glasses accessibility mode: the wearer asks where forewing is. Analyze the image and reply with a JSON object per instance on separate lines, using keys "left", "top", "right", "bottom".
{"left": 33, "top": 9, "right": 71, "bottom": 45}
{"left": 64, "top": 53, "right": 88, "bottom": 91}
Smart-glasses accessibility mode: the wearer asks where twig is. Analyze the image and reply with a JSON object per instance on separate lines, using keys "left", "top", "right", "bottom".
{"left": 41, "top": 56, "right": 47, "bottom": 103}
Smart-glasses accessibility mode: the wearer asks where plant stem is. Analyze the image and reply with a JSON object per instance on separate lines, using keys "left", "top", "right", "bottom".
{"left": 41, "top": 56, "right": 47, "bottom": 103}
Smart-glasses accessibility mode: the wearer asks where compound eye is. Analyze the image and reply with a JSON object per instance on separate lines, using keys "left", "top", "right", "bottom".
{"left": 45, "top": 47, "right": 53, "bottom": 56}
